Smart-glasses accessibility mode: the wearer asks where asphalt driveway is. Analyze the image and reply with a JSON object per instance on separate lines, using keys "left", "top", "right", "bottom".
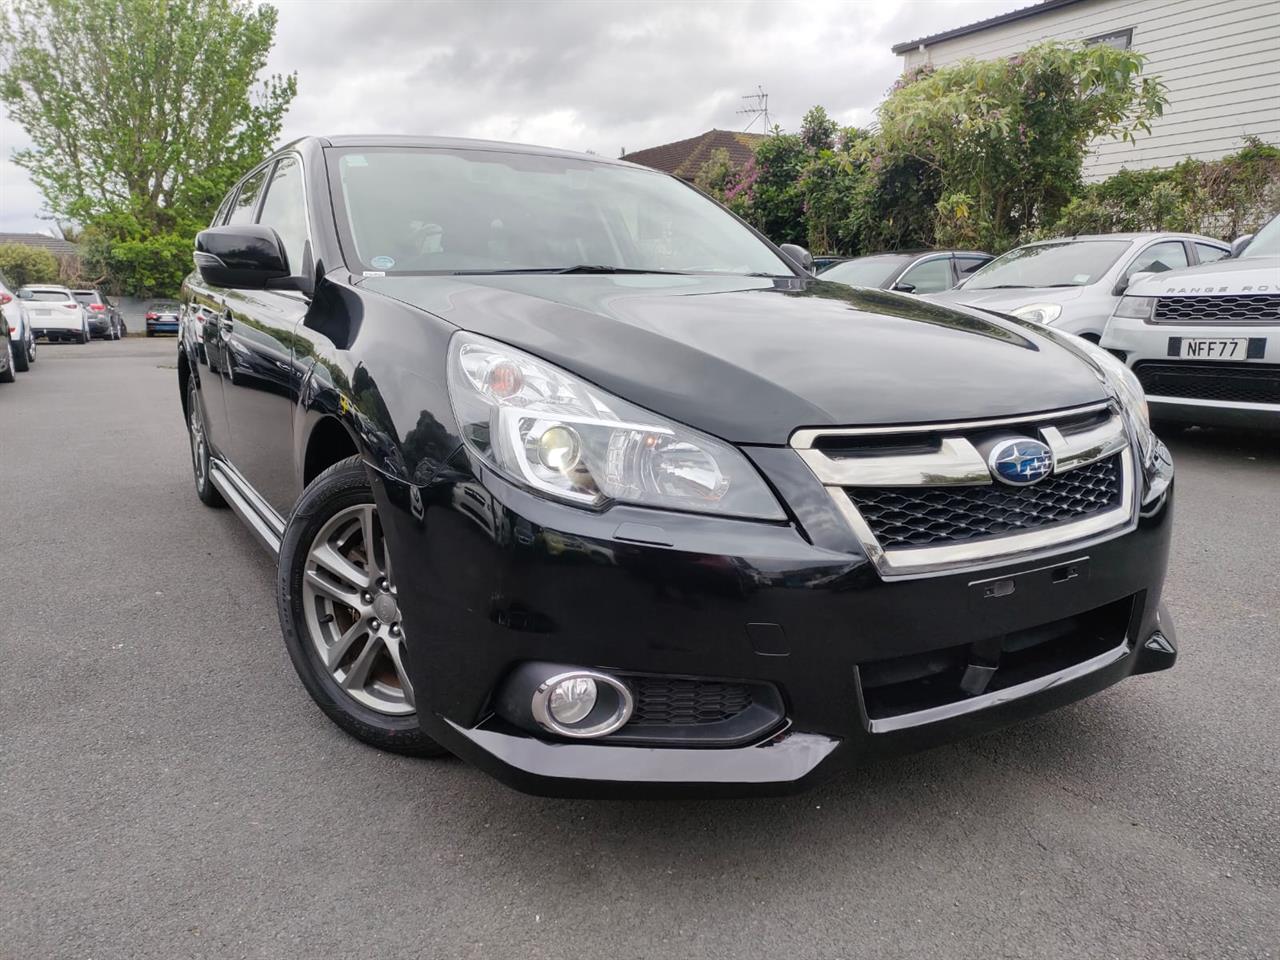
{"left": 1, "top": 339, "right": 1276, "bottom": 960}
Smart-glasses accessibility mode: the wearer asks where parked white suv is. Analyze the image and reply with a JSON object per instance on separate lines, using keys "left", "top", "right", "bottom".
{"left": 1102, "top": 214, "right": 1280, "bottom": 429}
{"left": 20, "top": 285, "right": 90, "bottom": 344}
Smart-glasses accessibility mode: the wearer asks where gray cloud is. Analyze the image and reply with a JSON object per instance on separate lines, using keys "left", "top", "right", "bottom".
{"left": 1, "top": 0, "right": 1025, "bottom": 233}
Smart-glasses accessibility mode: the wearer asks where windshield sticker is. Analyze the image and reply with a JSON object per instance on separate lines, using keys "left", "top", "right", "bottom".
{"left": 370, "top": 255, "right": 395, "bottom": 270}
{"left": 1072, "top": 273, "right": 1090, "bottom": 284}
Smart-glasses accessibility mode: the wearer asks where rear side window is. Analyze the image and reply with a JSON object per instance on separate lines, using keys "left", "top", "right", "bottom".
{"left": 955, "top": 255, "right": 989, "bottom": 276}
{"left": 256, "top": 156, "right": 309, "bottom": 275}
{"left": 227, "top": 167, "right": 268, "bottom": 225}
{"left": 1194, "top": 242, "right": 1229, "bottom": 264}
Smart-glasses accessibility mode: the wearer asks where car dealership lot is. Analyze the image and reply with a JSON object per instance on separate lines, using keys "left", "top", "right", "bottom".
{"left": 1, "top": 339, "right": 1277, "bottom": 960}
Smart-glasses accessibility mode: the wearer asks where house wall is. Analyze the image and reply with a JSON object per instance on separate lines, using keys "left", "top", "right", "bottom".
{"left": 899, "top": 0, "right": 1280, "bottom": 180}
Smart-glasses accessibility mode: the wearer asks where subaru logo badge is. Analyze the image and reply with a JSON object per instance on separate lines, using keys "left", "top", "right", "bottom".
{"left": 988, "top": 438, "right": 1054, "bottom": 486}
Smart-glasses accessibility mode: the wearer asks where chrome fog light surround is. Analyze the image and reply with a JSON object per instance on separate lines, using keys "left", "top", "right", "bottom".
{"left": 531, "top": 670, "right": 634, "bottom": 739}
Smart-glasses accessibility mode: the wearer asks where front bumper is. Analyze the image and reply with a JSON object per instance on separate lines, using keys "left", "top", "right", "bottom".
{"left": 373, "top": 446, "right": 1176, "bottom": 798}
{"left": 1103, "top": 315, "right": 1280, "bottom": 428}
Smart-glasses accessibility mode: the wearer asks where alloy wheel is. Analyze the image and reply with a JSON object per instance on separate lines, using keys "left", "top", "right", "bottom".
{"left": 188, "top": 388, "right": 208, "bottom": 490}
{"left": 301, "top": 503, "right": 414, "bottom": 716}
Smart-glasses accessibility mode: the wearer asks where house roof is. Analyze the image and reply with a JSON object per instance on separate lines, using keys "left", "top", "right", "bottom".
{"left": 0, "top": 232, "right": 81, "bottom": 257}
{"left": 891, "top": 0, "right": 1087, "bottom": 54}
{"left": 621, "top": 129, "right": 766, "bottom": 180}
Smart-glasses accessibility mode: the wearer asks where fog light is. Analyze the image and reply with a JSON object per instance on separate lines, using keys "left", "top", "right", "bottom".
{"left": 530, "top": 669, "right": 634, "bottom": 739}
{"left": 548, "top": 676, "right": 597, "bottom": 724}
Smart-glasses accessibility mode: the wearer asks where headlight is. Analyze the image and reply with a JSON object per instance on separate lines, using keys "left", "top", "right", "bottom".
{"left": 446, "top": 332, "right": 785, "bottom": 520}
{"left": 1072, "top": 336, "right": 1158, "bottom": 463}
{"left": 1010, "top": 303, "right": 1062, "bottom": 325}
{"left": 1113, "top": 296, "right": 1156, "bottom": 320}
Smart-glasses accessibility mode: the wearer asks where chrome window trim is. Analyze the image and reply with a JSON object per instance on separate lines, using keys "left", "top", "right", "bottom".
{"left": 793, "top": 404, "right": 1136, "bottom": 580}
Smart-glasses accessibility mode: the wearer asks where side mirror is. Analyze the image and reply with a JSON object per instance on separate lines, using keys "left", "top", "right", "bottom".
{"left": 778, "top": 243, "right": 815, "bottom": 275}
{"left": 194, "top": 225, "right": 292, "bottom": 289}
{"left": 1113, "top": 270, "right": 1154, "bottom": 296}
{"left": 892, "top": 281, "right": 917, "bottom": 294}
{"left": 1230, "top": 234, "right": 1253, "bottom": 258}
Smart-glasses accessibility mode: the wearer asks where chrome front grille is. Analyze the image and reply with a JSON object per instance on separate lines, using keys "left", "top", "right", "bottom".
{"left": 847, "top": 454, "right": 1123, "bottom": 548}
{"left": 792, "top": 403, "right": 1136, "bottom": 577}
{"left": 1151, "top": 294, "right": 1280, "bottom": 326}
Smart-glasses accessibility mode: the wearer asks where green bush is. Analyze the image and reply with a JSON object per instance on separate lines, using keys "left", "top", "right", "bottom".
{"left": 0, "top": 242, "right": 60, "bottom": 287}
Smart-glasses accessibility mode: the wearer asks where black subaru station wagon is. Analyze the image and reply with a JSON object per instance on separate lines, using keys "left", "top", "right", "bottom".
{"left": 178, "top": 136, "right": 1177, "bottom": 797}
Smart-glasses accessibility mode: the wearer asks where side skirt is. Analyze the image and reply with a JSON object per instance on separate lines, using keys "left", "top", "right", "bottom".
{"left": 209, "top": 458, "right": 285, "bottom": 556}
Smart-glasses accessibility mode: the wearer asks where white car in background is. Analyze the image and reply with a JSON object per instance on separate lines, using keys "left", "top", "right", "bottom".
{"left": 20, "top": 285, "right": 91, "bottom": 344}
{"left": 931, "top": 232, "right": 1230, "bottom": 341}
{"left": 1102, "top": 214, "right": 1280, "bottom": 429}
{"left": 0, "top": 271, "right": 37, "bottom": 371}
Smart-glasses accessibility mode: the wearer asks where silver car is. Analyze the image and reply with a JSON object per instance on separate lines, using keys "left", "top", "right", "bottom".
{"left": 0, "top": 271, "right": 36, "bottom": 371}
{"left": 1102, "top": 215, "right": 1280, "bottom": 429}
{"left": 931, "top": 232, "right": 1230, "bottom": 341}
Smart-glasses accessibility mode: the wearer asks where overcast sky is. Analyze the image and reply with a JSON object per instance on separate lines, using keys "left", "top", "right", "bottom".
{"left": 0, "top": 0, "right": 1028, "bottom": 234}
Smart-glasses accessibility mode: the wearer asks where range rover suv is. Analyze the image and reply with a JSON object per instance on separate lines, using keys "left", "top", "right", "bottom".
{"left": 1103, "top": 213, "right": 1280, "bottom": 429}
{"left": 178, "top": 135, "right": 1177, "bottom": 797}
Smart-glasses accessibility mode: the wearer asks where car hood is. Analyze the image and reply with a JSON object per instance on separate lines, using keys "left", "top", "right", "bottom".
{"left": 1127, "top": 255, "right": 1280, "bottom": 294}
{"left": 359, "top": 274, "right": 1108, "bottom": 444}
{"left": 929, "top": 285, "right": 1090, "bottom": 312}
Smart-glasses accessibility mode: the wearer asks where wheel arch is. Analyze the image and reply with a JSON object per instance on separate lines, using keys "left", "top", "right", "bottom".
{"left": 302, "top": 415, "right": 361, "bottom": 488}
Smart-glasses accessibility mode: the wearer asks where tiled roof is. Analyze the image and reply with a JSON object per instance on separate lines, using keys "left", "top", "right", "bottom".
{"left": 0, "top": 232, "right": 82, "bottom": 257}
{"left": 622, "top": 129, "right": 766, "bottom": 180}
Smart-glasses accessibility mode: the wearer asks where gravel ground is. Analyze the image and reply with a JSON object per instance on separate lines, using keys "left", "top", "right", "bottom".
{"left": 1, "top": 338, "right": 1276, "bottom": 960}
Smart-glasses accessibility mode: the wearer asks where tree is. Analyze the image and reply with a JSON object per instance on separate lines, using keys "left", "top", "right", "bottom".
{"left": 0, "top": 0, "right": 296, "bottom": 237}
{"left": 0, "top": 243, "right": 60, "bottom": 286}
{"left": 875, "top": 41, "right": 1167, "bottom": 251}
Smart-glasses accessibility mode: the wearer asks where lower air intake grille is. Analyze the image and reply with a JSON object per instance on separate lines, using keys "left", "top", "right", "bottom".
{"left": 847, "top": 454, "right": 1123, "bottom": 549}
{"left": 626, "top": 678, "right": 753, "bottom": 725}
{"left": 1134, "top": 362, "right": 1280, "bottom": 404}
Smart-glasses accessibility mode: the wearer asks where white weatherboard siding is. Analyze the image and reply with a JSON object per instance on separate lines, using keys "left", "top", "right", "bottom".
{"left": 899, "top": 0, "right": 1280, "bottom": 180}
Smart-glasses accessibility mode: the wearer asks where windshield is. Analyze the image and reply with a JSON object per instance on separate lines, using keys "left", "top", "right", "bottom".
{"left": 1241, "top": 215, "right": 1280, "bottom": 258}
{"left": 962, "top": 240, "right": 1131, "bottom": 290}
{"left": 818, "top": 255, "right": 913, "bottom": 288}
{"left": 327, "top": 147, "right": 793, "bottom": 277}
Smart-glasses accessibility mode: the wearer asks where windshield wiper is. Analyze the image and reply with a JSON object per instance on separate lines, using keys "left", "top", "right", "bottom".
{"left": 974, "top": 284, "right": 1033, "bottom": 289}
{"left": 450, "top": 265, "right": 691, "bottom": 276}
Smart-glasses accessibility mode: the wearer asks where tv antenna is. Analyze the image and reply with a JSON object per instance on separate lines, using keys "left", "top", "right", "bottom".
{"left": 738, "top": 86, "right": 771, "bottom": 133}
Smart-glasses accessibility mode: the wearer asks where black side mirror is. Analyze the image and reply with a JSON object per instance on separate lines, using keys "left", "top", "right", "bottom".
{"left": 1230, "top": 234, "right": 1253, "bottom": 258}
{"left": 778, "top": 243, "right": 815, "bottom": 275}
{"left": 892, "top": 281, "right": 917, "bottom": 293}
{"left": 195, "top": 225, "right": 292, "bottom": 289}
{"left": 1113, "top": 270, "right": 1154, "bottom": 296}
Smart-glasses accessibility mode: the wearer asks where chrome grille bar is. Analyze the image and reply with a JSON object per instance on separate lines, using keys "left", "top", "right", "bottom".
{"left": 791, "top": 403, "right": 1137, "bottom": 579}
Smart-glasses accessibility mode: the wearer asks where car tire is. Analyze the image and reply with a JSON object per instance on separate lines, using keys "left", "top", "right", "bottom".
{"left": 146, "top": 330, "right": 154, "bottom": 338}
{"left": 277, "top": 455, "right": 447, "bottom": 758}
{"left": 25, "top": 336, "right": 36, "bottom": 365}
{"left": 186, "top": 380, "right": 227, "bottom": 509}
{"left": 12, "top": 334, "right": 29, "bottom": 372}
{"left": 0, "top": 339, "right": 15, "bottom": 383}
{"left": 79, "top": 327, "right": 89, "bottom": 345}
